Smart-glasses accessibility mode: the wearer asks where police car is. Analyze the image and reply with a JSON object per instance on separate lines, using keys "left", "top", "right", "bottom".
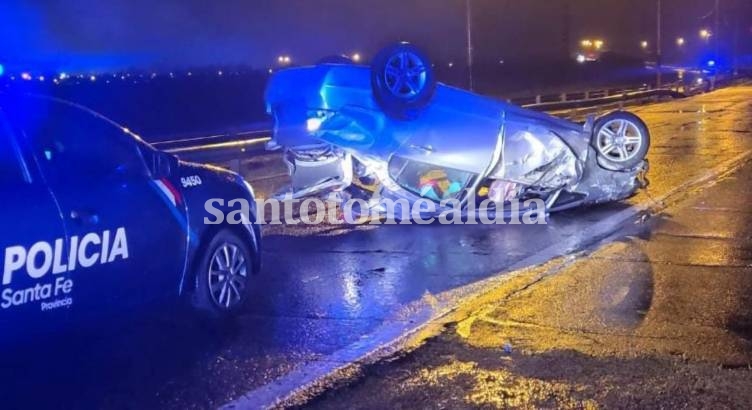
{"left": 0, "top": 93, "right": 261, "bottom": 346}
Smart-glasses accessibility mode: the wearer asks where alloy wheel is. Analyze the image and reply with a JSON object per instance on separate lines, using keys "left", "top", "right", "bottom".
{"left": 596, "top": 119, "right": 645, "bottom": 163}
{"left": 207, "top": 243, "right": 248, "bottom": 309}
{"left": 383, "top": 51, "right": 428, "bottom": 99}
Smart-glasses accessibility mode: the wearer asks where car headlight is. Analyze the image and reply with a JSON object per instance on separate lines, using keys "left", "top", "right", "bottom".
{"left": 241, "top": 179, "right": 258, "bottom": 222}
{"left": 306, "top": 110, "right": 335, "bottom": 133}
{"left": 242, "top": 179, "right": 256, "bottom": 199}
{"left": 306, "top": 117, "right": 324, "bottom": 132}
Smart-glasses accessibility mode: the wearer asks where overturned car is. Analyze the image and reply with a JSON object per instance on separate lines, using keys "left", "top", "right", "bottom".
{"left": 264, "top": 43, "right": 650, "bottom": 218}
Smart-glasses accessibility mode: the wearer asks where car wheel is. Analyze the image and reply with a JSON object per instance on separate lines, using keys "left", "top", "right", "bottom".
{"left": 193, "top": 230, "right": 253, "bottom": 319}
{"left": 592, "top": 111, "right": 650, "bottom": 170}
{"left": 371, "top": 42, "right": 436, "bottom": 120}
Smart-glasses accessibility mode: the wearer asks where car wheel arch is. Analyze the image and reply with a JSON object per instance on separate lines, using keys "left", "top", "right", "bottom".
{"left": 183, "top": 222, "right": 260, "bottom": 295}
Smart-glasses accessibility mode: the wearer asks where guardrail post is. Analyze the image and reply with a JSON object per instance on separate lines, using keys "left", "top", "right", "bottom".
{"left": 584, "top": 91, "right": 590, "bottom": 100}
{"left": 560, "top": 93, "right": 567, "bottom": 102}
{"left": 535, "top": 95, "right": 542, "bottom": 105}
{"left": 604, "top": 90, "right": 610, "bottom": 97}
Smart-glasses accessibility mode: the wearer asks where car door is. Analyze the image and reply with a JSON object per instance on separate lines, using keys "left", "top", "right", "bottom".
{"left": 0, "top": 110, "right": 69, "bottom": 346}
{"left": 19, "top": 99, "right": 188, "bottom": 319}
{"left": 386, "top": 87, "right": 505, "bottom": 205}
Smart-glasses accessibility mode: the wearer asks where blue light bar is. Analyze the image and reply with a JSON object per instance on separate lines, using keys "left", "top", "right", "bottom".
{"left": 0, "top": 64, "right": 5, "bottom": 77}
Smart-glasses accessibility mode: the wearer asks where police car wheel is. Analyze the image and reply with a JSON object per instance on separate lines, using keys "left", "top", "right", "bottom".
{"left": 194, "top": 230, "right": 252, "bottom": 318}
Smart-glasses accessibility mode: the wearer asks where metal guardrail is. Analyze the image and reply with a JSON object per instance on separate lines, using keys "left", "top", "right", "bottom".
{"left": 151, "top": 80, "right": 702, "bottom": 160}
{"left": 510, "top": 82, "right": 685, "bottom": 109}
{"left": 152, "top": 129, "right": 271, "bottom": 159}
{"left": 523, "top": 87, "right": 684, "bottom": 112}
{"left": 147, "top": 76, "right": 749, "bottom": 194}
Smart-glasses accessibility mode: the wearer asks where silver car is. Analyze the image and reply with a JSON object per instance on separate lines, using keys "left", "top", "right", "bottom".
{"left": 265, "top": 43, "right": 650, "bottom": 217}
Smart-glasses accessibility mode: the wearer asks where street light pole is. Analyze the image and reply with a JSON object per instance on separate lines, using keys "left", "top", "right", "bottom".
{"left": 733, "top": 0, "right": 739, "bottom": 76}
{"left": 562, "top": 0, "right": 572, "bottom": 60}
{"left": 465, "top": 0, "right": 474, "bottom": 91}
{"left": 656, "top": 0, "right": 663, "bottom": 88}
{"left": 715, "top": 0, "right": 721, "bottom": 62}
{"left": 712, "top": 0, "right": 721, "bottom": 89}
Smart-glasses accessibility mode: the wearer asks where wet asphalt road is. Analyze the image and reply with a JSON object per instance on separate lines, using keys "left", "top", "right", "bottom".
{"left": 2, "top": 85, "right": 751, "bottom": 409}
{"left": 305, "top": 154, "right": 752, "bottom": 410}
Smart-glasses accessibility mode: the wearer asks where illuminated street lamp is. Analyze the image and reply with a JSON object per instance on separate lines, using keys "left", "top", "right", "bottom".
{"left": 640, "top": 40, "right": 649, "bottom": 50}
{"left": 351, "top": 53, "right": 361, "bottom": 63}
{"left": 699, "top": 29, "right": 712, "bottom": 41}
{"left": 20, "top": 72, "right": 32, "bottom": 81}
{"left": 581, "top": 39, "right": 604, "bottom": 50}
{"left": 676, "top": 37, "right": 686, "bottom": 47}
{"left": 277, "top": 55, "right": 292, "bottom": 65}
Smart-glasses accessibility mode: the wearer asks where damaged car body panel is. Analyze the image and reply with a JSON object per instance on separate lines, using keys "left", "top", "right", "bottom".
{"left": 265, "top": 43, "right": 650, "bottom": 216}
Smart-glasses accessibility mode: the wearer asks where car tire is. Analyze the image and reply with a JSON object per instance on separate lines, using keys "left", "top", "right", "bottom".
{"left": 592, "top": 111, "right": 650, "bottom": 170}
{"left": 371, "top": 42, "right": 436, "bottom": 120}
{"left": 193, "top": 230, "right": 254, "bottom": 319}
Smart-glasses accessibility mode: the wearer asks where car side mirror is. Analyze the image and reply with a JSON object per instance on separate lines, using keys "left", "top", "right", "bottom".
{"left": 153, "top": 151, "right": 177, "bottom": 179}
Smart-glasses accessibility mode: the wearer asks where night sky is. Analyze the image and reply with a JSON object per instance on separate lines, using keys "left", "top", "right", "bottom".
{"left": 1, "top": 0, "right": 749, "bottom": 72}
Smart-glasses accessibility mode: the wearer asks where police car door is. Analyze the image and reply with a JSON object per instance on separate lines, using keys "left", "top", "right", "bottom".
{"left": 0, "top": 110, "right": 69, "bottom": 346}
{"left": 21, "top": 99, "right": 188, "bottom": 318}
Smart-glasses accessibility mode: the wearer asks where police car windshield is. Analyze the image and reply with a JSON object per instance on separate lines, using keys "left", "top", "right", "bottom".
{"left": 4, "top": 95, "right": 147, "bottom": 145}
{"left": 4, "top": 95, "right": 150, "bottom": 181}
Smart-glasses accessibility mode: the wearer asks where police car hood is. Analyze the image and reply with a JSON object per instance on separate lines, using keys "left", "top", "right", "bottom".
{"left": 172, "top": 159, "right": 251, "bottom": 203}
{"left": 177, "top": 160, "right": 240, "bottom": 183}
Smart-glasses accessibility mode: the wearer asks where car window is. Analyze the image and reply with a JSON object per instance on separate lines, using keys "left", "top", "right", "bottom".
{"left": 0, "top": 113, "right": 26, "bottom": 185}
{"left": 21, "top": 101, "right": 148, "bottom": 182}
{"left": 388, "top": 156, "right": 473, "bottom": 202}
